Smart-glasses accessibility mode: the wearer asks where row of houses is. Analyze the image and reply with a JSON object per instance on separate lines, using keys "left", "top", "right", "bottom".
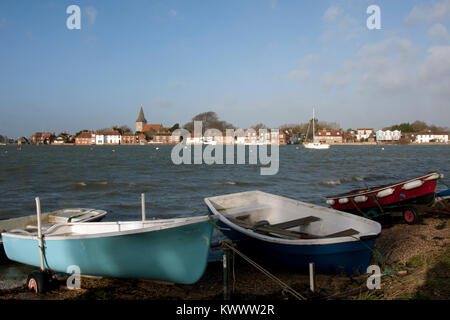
{"left": 73, "top": 129, "right": 288, "bottom": 145}
{"left": 313, "top": 128, "right": 448, "bottom": 144}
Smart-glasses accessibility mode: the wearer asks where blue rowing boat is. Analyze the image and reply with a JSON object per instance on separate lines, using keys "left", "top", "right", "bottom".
{"left": 2, "top": 216, "right": 213, "bottom": 284}
{"left": 205, "top": 191, "right": 382, "bottom": 275}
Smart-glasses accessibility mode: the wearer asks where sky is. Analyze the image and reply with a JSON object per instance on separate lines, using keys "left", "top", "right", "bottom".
{"left": 0, "top": 0, "right": 449, "bottom": 138}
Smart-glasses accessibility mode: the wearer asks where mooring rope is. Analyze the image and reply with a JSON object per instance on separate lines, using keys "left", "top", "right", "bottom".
{"left": 221, "top": 241, "right": 307, "bottom": 300}
{"left": 208, "top": 216, "right": 306, "bottom": 300}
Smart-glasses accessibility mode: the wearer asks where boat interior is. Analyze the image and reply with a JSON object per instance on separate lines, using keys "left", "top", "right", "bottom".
{"left": 5, "top": 216, "right": 209, "bottom": 238}
{"left": 207, "top": 191, "right": 380, "bottom": 240}
{"left": 0, "top": 209, "right": 106, "bottom": 235}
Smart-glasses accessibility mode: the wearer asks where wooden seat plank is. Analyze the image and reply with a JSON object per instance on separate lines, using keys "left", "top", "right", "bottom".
{"left": 271, "top": 216, "right": 321, "bottom": 229}
{"left": 323, "top": 228, "right": 359, "bottom": 238}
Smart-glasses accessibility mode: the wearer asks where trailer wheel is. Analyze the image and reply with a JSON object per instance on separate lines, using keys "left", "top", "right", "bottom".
{"left": 27, "top": 270, "right": 48, "bottom": 294}
{"left": 403, "top": 207, "right": 419, "bottom": 225}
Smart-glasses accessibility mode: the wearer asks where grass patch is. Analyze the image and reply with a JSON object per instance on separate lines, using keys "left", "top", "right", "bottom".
{"left": 438, "top": 247, "right": 450, "bottom": 267}
{"left": 357, "top": 291, "right": 378, "bottom": 300}
{"left": 407, "top": 255, "right": 424, "bottom": 268}
{"left": 402, "top": 293, "right": 431, "bottom": 300}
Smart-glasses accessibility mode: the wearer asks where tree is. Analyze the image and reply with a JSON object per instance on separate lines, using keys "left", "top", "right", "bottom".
{"left": 410, "top": 121, "right": 427, "bottom": 132}
{"left": 118, "top": 125, "right": 131, "bottom": 134}
{"left": 251, "top": 123, "right": 268, "bottom": 130}
{"left": 169, "top": 123, "right": 180, "bottom": 132}
{"left": 183, "top": 111, "right": 235, "bottom": 133}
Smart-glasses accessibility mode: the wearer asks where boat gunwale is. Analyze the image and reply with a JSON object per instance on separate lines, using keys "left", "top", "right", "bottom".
{"left": 1, "top": 216, "right": 213, "bottom": 241}
{"left": 204, "top": 191, "right": 381, "bottom": 246}
{"left": 325, "top": 172, "right": 439, "bottom": 200}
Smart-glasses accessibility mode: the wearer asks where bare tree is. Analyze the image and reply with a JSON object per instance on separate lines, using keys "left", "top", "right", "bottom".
{"left": 183, "top": 111, "right": 235, "bottom": 133}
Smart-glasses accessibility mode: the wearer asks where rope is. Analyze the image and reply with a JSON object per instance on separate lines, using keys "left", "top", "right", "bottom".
{"left": 208, "top": 217, "right": 306, "bottom": 300}
{"left": 350, "top": 235, "right": 385, "bottom": 266}
{"left": 221, "top": 241, "right": 306, "bottom": 300}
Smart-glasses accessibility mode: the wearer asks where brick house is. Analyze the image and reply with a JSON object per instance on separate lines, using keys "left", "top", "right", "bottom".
{"left": 75, "top": 132, "right": 94, "bottom": 145}
{"left": 31, "top": 132, "right": 55, "bottom": 145}
{"left": 121, "top": 132, "right": 138, "bottom": 145}
{"left": 315, "top": 129, "right": 343, "bottom": 143}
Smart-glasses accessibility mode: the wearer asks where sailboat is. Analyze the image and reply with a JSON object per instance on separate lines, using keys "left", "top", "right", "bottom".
{"left": 303, "top": 108, "right": 330, "bottom": 150}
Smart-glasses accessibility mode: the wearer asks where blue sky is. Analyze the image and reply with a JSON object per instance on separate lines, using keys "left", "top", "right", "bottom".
{"left": 0, "top": 0, "right": 449, "bottom": 137}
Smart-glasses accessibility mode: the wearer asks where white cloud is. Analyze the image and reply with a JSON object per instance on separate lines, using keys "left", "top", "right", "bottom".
{"left": 418, "top": 45, "right": 450, "bottom": 96}
{"left": 270, "top": 0, "right": 278, "bottom": 9}
{"left": 323, "top": 6, "right": 343, "bottom": 23}
{"left": 405, "top": 0, "right": 450, "bottom": 24}
{"left": 169, "top": 9, "right": 177, "bottom": 17}
{"left": 287, "top": 54, "right": 319, "bottom": 81}
{"left": 428, "top": 23, "right": 450, "bottom": 41}
{"left": 320, "top": 5, "right": 362, "bottom": 41}
{"left": 85, "top": 6, "right": 97, "bottom": 25}
{"left": 321, "top": 62, "right": 355, "bottom": 91}
{"left": 321, "top": 37, "right": 450, "bottom": 102}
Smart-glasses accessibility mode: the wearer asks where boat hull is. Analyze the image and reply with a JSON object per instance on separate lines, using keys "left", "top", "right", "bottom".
{"left": 2, "top": 219, "right": 213, "bottom": 284}
{"left": 303, "top": 142, "right": 330, "bottom": 149}
{"left": 215, "top": 217, "right": 374, "bottom": 275}
{"left": 326, "top": 172, "right": 439, "bottom": 213}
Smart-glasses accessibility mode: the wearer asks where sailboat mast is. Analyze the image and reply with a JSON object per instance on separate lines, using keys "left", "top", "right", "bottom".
{"left": 312, "top": 108, "right": 315, "bottom": 142}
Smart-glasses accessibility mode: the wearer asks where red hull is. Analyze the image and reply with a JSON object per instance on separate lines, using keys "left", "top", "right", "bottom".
{"left": 326, "top": 172, "right": 440, "bottom": 212}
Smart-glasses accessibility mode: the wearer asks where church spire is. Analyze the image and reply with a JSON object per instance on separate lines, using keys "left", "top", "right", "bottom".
{"left": 136, "top": 105, "right": 147, "bottom": 123}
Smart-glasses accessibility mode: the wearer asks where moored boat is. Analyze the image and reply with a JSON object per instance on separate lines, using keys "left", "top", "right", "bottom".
{"left": 302, "top": 108, "right": 330, "bottom": 150}
{"left": 0, "top": 208, "right": 107, "bottom": 263}
{"left": 2, "top": 215, "right": 214, "bottom": 284}
{"left": 205, "top": 191, "right": 381, "bottom": 274}
{"left": 325, "top": 172, "right": 442, "bottom": 224}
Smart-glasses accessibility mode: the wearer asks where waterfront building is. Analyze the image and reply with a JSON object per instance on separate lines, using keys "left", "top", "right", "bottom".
{"left": 121, "top": 132, "right": 138, "bottom": 145}
{"left": 75, "top": 132, "right": 94, "bottom": 145}
{"left": 136, "top": 106, "right": 163, "bottom": 134}
{"left": 376, "top": 130, "right": 402, "bottom": 142}
{"left": 17, "top": 137, "right": 29, "bottom": 145}
{"left": 138, "top": 133, "right": 147, "bottom": 145}
{"left": 415, "top": 132, "right": 449, "bottom": 143}
{"left": 314, "top": 129, "right": 343, "bottom": 144}
{"left": 104, "top": 129, "right": 121, "bottom": 145}
{"left": 30, "top": 132, "right": 55, "bottom": 145}
{"left": 94, "top": 133, "right": 105, "bottom": 145}
{"left": 153, "top": 133, "right": 181, "bottom": 145}
{"left": 356, "top": 128, "right": 374, "bottom": 141}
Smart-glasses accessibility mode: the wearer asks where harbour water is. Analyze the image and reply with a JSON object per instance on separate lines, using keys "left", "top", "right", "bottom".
{"left": 0, "top": 145, "right": 449, "bottom": 221}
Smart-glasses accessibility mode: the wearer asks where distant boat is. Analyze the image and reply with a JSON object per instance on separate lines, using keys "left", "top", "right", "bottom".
{"left": 303, "top": 108, "right": 330, "bottom": 150}
{"left": 2, "top": 215, "right": 214, "bottom": 284}
{"left": 205, "top": 191, "right": 381, "bottom": 274}
{"left": 0, "top": 208, "right": 107, "bottom": 262}
{"left": 326, "top": 172, "right": 442, "bottom": 224}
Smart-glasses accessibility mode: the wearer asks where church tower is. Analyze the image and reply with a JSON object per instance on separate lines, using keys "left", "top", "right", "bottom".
{"left": 136, "top": 106, "right": 147, "bottom": 132}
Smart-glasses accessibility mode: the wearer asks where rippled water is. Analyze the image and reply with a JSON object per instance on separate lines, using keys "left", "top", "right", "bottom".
{"left": 0, "top": 145, "right": 448, "bottom": 221}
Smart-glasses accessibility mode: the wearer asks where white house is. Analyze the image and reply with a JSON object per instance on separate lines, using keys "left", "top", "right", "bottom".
{"left": 415, "top": 132, "right": 448, "bottom": 143}
{"left": 376, "top": 130, "right": 401, "bottom": 141}
{"left": 95, "top": 134, "right": 104, "bottom": 145}
{"left": 104, "top": 130, "right": 121, "bottom": 145}
{"left": 356, "top": 128, "right": 374, "bottom": 141}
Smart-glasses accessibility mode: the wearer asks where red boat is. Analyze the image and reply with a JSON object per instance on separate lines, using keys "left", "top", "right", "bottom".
{"left": 326, "top": 172, "right": 442, "bottom": 224}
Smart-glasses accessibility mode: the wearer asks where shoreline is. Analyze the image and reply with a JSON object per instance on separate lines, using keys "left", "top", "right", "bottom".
{"left": 6, "top": 143, "right": 450, "bottom": 147}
